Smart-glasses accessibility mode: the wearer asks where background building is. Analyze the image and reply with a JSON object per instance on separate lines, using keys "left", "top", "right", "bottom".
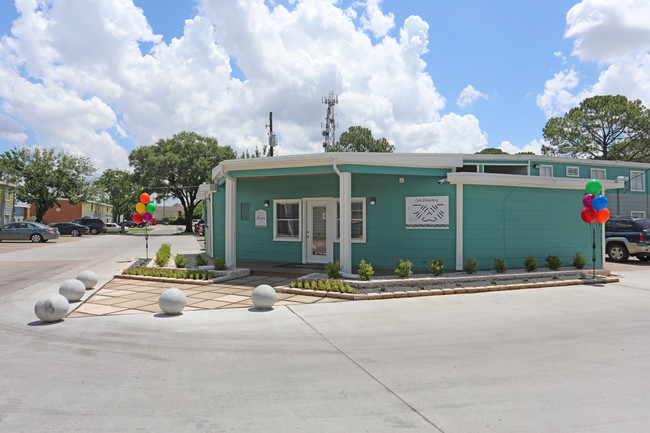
{"left": 35, "top": 199, "right": 113, "bottom": 224}
{"left": 0, "top": 181, "right": 15, "bottom": 225}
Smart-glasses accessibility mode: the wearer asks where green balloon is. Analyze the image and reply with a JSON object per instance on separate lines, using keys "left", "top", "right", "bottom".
{"left": 146, "top": 202, "right": 156, "bottom": 213}
{"left": 586, "top": 179, "right": 602, "bottom": 195}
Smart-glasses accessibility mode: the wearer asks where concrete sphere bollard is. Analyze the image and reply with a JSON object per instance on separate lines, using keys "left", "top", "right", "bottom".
{"left": 251, "top": 284, "right": 277, "bottom": 310}
{"left": 34, "top": 293, "right": 69, "bottom": 322}
{"left": 76, "top": 270, "right": 98, "bottom": 289}
{"left": 159, "top": 288, "right": 187, "bottom": 315}
{"left": 59, "top": 279, "right": 86, "bottom": 302}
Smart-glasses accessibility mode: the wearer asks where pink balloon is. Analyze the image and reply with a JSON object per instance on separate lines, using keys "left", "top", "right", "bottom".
{"left": 143, "top": 212, "right": 152, "bottom": 222}
{"left": 582, "top": 193, "right": 594, "bottom": 208}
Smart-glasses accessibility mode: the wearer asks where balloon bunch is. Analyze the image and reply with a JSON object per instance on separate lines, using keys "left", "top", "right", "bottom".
{"left": 581, "top": 180, "right": 610, "bottom": 224}
{"left": 133, "top": 192, "right": 156, "bottom": 224}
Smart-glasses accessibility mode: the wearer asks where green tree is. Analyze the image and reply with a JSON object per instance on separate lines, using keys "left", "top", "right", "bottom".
{"left": 95, "top": 169, "right": 140, "bottom": 222}
{"left": 475, "top": 148, "right": 509, "bottom": 154}
{"left": 0, "top": 147, "right": 95, "bottom": 222}
{"left": 128, "top": 131, "right": 236, "bottom": 233}
{"left": 240, "top": 145, "right": 269, "bottom": 158}
{"left": 542, "top": 95, "right": 650, "bottom": 162}
{"left": 326, "top": 126, "right": 394, "bottom": 152}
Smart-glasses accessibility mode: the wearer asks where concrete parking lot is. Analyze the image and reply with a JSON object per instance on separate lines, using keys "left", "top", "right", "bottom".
{"left": 1, "top": 234, "right": 650, "bottom": 432}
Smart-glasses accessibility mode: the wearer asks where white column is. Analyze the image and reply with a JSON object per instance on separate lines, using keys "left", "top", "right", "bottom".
{"left": 456, "top": 183, "right": 464, "bottom": 271}
{"left": 205, "top": 193, "right": 213, "bottom": 257}
{"left": 225, "top": 177, "right": 237, "bottom": 268}
{"left": 339, "top": 172, "right": 352, "bottom": 274}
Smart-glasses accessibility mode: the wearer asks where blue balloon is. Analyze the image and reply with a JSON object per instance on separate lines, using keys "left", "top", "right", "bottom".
{"left": 592, "top": 194, "right": 608, "bottom": 211}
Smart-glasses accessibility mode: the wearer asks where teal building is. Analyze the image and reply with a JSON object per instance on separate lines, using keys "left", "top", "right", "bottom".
{"left": 199, "top": 153, "right": 647, "bottom": 273}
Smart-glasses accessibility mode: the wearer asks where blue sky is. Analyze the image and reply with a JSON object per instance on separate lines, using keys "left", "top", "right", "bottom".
{"left": 0, "top": 0, "right": 648, "bottom": 171}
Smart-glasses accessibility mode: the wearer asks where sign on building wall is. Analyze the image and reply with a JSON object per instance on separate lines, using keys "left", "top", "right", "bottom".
{"left": 405, "top": 196, "right": 449, "bottom": 229}
{"left": 255, "top": 209, "right": 267, "bottom": 228}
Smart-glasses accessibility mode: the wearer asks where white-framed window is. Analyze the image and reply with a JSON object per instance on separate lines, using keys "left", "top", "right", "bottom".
{"left": 631, "top": 211, "right": 646, "bottom": 218}
{"left": 273, "top": 200, "right": 301, "bottom": 241}
{"left": 4, "top": 188, "right": 9, "bottom": 201}
{"left": 630, "top": 171, "right": 645, "bottom": 192}
{"left": 336, "top": 198, "right": 366, "bottom": 243}
{"left": 590, "top": 168, "right": 606, "bottom": 180}
{"left": 539, "top": 165, "right": 553, "bottom": 177}
{"left": 566, "top": 166, "right": 579, "bottom": 177}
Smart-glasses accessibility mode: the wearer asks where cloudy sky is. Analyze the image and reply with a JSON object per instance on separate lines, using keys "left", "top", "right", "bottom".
{"left": 0, "top": 0, "right": 649, "bottom": 173}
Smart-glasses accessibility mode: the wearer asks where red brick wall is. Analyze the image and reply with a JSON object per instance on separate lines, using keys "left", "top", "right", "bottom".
{"left": 34, "top": 200, "right": 82, "bottom": 224}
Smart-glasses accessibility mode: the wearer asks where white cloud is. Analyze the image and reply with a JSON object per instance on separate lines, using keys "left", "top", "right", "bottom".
{"left": 499, "top": 139, "right": 545, "bottom": 155}
{"left": 456, "top": 84, "right": 488, "bottom": 108}
{"left": 0, "top": 0, "right": 488, "bottom": 171}
{"left": 538, "top": 0, "right": 650, "bottom": 118}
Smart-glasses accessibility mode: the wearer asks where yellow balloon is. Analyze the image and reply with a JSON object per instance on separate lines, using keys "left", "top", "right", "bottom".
{"left": 136, "top": 202, "right": 146, "bottom": 214}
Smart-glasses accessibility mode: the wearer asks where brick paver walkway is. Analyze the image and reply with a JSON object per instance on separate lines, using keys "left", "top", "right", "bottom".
{"left": 68, "top": 275, "right": 346, "bottom": 318}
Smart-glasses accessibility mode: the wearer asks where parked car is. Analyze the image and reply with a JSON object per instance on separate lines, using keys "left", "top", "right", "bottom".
{"left": 71, "top": 218, "right": 106, "bottom": 235}
{"left": 120, "top": 220, "right": 137, "bottom": 228}
{"left": 193, "top": 219, "right": 204, "bottom": 232}
{"left": 605, "top": 217, "right": 650, "bottom": 262}
{"left": 48, "top": 222, "right": 89, "bottom": 237}
{"left": 105, "top": 222, "right": 128, "bottom": 234}
{"left": 195, "top": 221, "right": 205, "bottom": 236}
{"left": 0, "top": 222, "right": 60, "bottom": 243}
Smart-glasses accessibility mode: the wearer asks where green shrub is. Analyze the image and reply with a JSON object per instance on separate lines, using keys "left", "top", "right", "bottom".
{"left": 213, "top": 256, "right": 227, "bottom": 270}
{"left": 463, "top": 256, "right": 479, "bottom": 274}
{"left": 195, "top": 254, "right": 208, "bottom": 267}
{"left": 154, "top": 243, "right": 172, "bottom": 267}
{"left": 545, "top": 255, "right": 562, "bottom": 271}
{"left": 325, "top": 260, "right": 343, "bottom": 279}
{"left": 174, "top": 255, "right": 188, "bottom": 268}
{"left": 395, "top": 258, "right": 413, "bottom": 278}
{"left": 122, "top": 267, "right": 212, "bottom": 279}
{"left": 428, "top": 257, "right": 445, "bottom": 276}
{"left": 572, "top": 252, "right": 587, "bottom": 269}
{"left": 494, "top": 257, "right": 507, "bottom": 273}
{"left": 358, "top": 259, "right": 374, "bottom": 281}
{"left": 524, "top": 255, "right": 538, "bottom": 272}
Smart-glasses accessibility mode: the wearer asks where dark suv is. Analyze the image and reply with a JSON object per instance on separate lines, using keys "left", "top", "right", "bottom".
{"left": 72, "top": 218, "right": 106, "bottom": 235}
{"left": 605, "top": 217, "right": 650, "bottom": 262}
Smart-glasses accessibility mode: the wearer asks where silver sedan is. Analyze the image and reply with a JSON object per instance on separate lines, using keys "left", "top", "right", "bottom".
{"left": 0, "top": 222, "right": 60, "bottom": 243}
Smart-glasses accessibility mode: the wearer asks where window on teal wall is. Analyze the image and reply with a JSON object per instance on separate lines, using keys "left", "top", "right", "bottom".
{"left": 539, "top": 165, "right": 553, "bottom": 177}
{"left": 590, "top": 168, "right": 606, "bottom": 180}
{"left": 336, "top": 199, "right": 365, "bottom": 242}
{"left": 566, "top": 166, "right": 579, "bottom": 177}
{"left": 630, "top": 171, "right": 645, "bottom": 192}
{"left": 274, "top": 200, "right": 301, "bottom": 241}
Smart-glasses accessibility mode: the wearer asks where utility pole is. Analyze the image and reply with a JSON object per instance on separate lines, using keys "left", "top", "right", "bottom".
{"left": 321, "top": 92, "right": 338, "bottom": 152}
{"left": 266, "top": 112, "right": 276, "bottom": 157}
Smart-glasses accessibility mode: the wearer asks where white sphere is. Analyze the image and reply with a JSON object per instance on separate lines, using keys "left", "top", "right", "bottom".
{"left": 252, "top": 284, "right": 277, "bottom": 310}
{"left": 76, "top": 270, "right": 98, "bottom": 289}
{"left": 35, "top": 293, "right": 69, "bottom": 322}
{"left": 59, "top": 279, "right": 86, "bottom": 302}
{"left": 159, "top": 288, "right": 187, "bottom": 315}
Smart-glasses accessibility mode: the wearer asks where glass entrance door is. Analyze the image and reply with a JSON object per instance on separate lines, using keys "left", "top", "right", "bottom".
{"left": 306, "top": 201, "right": 330, "bottom": 263}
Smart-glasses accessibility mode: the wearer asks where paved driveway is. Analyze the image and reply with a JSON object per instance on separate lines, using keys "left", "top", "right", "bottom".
{"left": 1, "top": 260, "right": 649, "bottom": 432}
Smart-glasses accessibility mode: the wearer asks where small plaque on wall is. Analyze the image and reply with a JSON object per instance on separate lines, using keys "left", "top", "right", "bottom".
{"left": 255, "top": 210, "right": 267, "bottom": 228}
{"left": 405, "top": 196, "right": 449, "bottom": 229}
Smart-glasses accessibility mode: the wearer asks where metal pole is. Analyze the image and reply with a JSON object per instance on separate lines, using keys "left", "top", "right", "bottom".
{"left": 269, "top": 112, "right": 274, "bottom": 157}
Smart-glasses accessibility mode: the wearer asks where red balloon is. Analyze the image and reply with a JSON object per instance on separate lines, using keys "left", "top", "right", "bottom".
{"left": 581, "top": 207, "right": 597, "bottom": 224}
{"left": 140, "top": 193, "right": 150, "bottom": 204}
{"left": 133, "top": 213, "right": 143, "bottom": 224}
{"left": 596, "top": 208, "right": 610, "bottom": 223}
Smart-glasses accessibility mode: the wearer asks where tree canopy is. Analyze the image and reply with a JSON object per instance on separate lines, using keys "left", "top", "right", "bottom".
{"left": 94, "top": 169, "right": 140, "bottom": 223}
{"left": 0, "top": 147, "right": 95, "bottom": 222}
{"left": 542, "top": 95, "right": 650, "bottom": 162}
{"left": 128, "top": 131, "right": 236, "bottom": 232}
{"left": 326, "top": 126, "right": 394, "bottom": 152}
{"left": 475, "top": 148, "right": 508, "bottom": 155}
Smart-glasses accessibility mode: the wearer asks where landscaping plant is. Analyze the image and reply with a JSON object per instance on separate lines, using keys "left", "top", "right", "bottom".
{"left": 195, "top": 254, "right": 209, "bottom": 267}
{"left": 155, "top": 243, "right": 172, "bottom": 267}
{"left": 524, "top": 255, "right": 538, "bottom": 272}
{"left": 493, "top": 257, "right": 507, "bottom": 273}
{"left": 358, "top": 259, "right": 374, "bottom": 281}
{"left": 545, "top": 255, "right": 562, "bottom": 271}
{"left": 174, "top": 255, "right": 188, "bottom": 268}
{"left": 572, "top": 252, "right": 587, "bottom": 269}
{"left": 463, "top": 256, "right": 479, "bottom": 274}
{"left": 213, "top": 256, "right": 227, "bottom": 270}
{"left": 325, "top": 260, "right": 343, "bottom": 279}
{"left": 428, "top": 257, "right": 445, "bottom": 276}
{"left": 395, "top": 258, "right": 413, "bottom": 278}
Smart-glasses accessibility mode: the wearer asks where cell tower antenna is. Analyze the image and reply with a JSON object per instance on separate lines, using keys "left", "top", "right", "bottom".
{"left": 321, "top": 91, "right": 338, "bottom": 151}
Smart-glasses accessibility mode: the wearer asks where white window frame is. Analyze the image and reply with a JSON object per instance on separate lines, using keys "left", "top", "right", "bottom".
{"left": 631, "top": 211, "right": 646, "bottom": 218}
{"left": 273, "top": 199, "right": 302, "bottom": 242}
{"left": 630, "top": 171, "right": 645, "bottom": 192}
{"left": 335, "top": 197, "right": 366, "bottom": 244}
{"left": 590, "top": 168, "right": 606, "bottom": 180}
{"left": 539, "top": 165, "right": 553, "bottom": 177}
{"left": 566, "top": 166, "right": 579, "bottom": 177}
